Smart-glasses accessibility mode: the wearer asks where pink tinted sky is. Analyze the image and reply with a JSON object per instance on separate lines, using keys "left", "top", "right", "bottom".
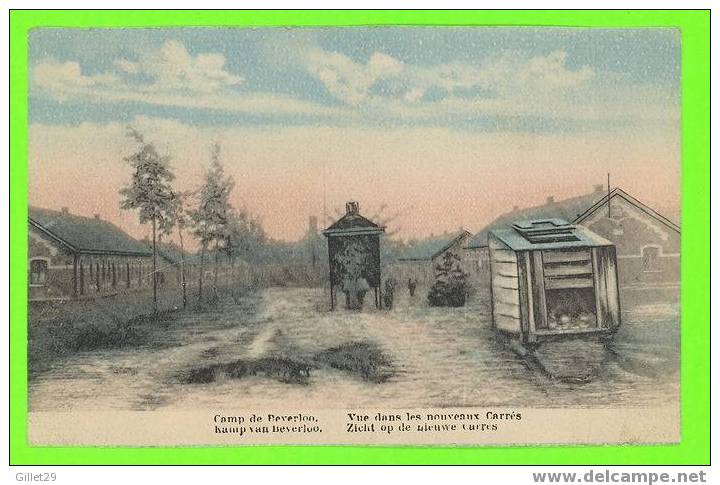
{"left": 28, "top": 120, "right": 680, "bottom": 246}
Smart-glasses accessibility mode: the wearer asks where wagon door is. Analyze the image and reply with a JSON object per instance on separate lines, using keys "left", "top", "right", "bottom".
{"left": 591, "top": 246, "right": 621, "bottom": 330}
{"left": 541, "top": 249, "right": 599, "bottom": 330}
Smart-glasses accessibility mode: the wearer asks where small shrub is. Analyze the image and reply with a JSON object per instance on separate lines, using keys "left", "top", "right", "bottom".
{"left": 180, "top": 357, "right": 309, "bottom": 385}
{"left": 427, "top": 279, "right": 469, "bottom": 307}
{"left": 427, "top": 251, "right": 469, "bottom": 307}
{"left": 314, "top": 341, "right": 394, "bottom": 383}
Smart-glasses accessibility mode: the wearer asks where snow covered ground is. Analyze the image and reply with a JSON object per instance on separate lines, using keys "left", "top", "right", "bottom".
{"left": 29, "top": 286, "right": 679, "bottom": 411}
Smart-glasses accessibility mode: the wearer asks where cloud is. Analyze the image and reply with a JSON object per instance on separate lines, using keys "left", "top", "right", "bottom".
{"left": 523, "top": 50, "right": 595, "bottom": 89}
{"left": 31, "top": 40, "right": 350, "bottom": 119}
{"left": 297, "top": 46, "right": 595, "bottom": 107}
{"left": 288, "top": 44, "right": 676, "bottom": 126}
{"left": 303, "top": 49, "right": 404, "bottom": 105}
{"left": 113, "top": 39, "right": 243, "bottom": 94}
{"left": 440, "top": 50, "right": 595, "bottom": 96}
{"left": 375, "top": 81, "right": 677, "bottom": 125}
{"left": 30, "top": 36, "right": 674, "bottom": 130}
{"left": 33, "top": 40, "right": 245, "bottom": 101}
{"left": 32, "top": 59, "right": 121, "bottom": 101}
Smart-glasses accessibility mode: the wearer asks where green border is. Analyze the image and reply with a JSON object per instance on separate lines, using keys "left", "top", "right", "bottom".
{"left": 9, "top": 10, "right": 710, "bottom": 465}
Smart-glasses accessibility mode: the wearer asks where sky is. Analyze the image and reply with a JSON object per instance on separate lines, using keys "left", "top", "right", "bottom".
{"left": 28, "top": 27, "right": 681, "bottom": 244}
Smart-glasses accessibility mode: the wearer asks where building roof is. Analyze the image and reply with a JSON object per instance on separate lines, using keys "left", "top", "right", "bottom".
{"left": 575, "top": 188, "right": 680, "bottom": 233}
{"left": 490, "top": 219, "right": 613, "bottom": 251}
{"left": 323, "top": 201, "right": 385, "bottom": 237}
{"left": 466, "top": 190, "right": 605, "bottom": 249}
{"left": 466, "top": 187, "right": 679, "bottom": 249}
{"left": 29, "top": 206, "right": 152, "bottom": 256}
{"left": 398, "top": 230, "right": 472, "bottom": 261}
{"left": 155, "top": 243, "right": 190, "bottom": 265}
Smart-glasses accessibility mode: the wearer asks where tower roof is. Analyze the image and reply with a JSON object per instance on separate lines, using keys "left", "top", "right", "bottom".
{"left": 323, "top": 201, "right": 386, "bottom": 237}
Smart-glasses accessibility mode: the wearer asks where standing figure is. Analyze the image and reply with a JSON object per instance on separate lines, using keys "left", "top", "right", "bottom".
{"left": 342, "top": 274, "right": 370, "bottom": 310}
{"left": 342, "top": 274, "right": 358, "bottom": 309}
{"left": 356, "top": 274, "right": 370, "bottom": 308}
{"left": 383, "top": 278, "right": 395, "bottom": 309}
{"left": 408, "top": 277, "right": 417, "bottom": 297}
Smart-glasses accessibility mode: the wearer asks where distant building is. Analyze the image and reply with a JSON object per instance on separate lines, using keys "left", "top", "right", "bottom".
{"left": 28, "top": 206, "right": 153, "bottom": 301}
{"left": 155, "top": 242, "right": 192, "bottom": 285}
{"left": 466, "top": 186, "right": 611, "bottom": 252}
{"left": 466, "top": 186, "right": 680, "bottom": 298}
{"left": 575, "top": 188, "right": 679, "bottom": 292}
{"left": 394, "top": 229, "right": 473, "bottom": 287}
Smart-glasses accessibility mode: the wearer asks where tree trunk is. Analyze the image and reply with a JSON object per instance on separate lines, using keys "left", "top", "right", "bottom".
{"left": 152, "top": 214, "right": 158, "bottom": 313}
{"left": 199, "top": 243, "right": 206, "bottom": 302}
{"left": 231, "top": 247, "right": 236, "bottom": 287}
{"left": 213, "top": 240, "right": 219, "bottom": 301}
{"left": 227, "top": 237, "right": 235, "bottom": 287}
{"left": 227, "top": 239, "right": 237, "bottom": 302}
{"left": 72, "top": 254, "right": 78, "bottom": 297}
{"left": 177, "top": 225, "right": 187, "bottom": 309}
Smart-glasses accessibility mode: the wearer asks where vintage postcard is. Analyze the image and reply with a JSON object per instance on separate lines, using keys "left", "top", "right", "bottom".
{"left": 26, "top": 26, "right": 681, "bottom": 447}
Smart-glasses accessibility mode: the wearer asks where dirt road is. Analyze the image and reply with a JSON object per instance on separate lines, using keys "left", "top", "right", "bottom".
{"left": 29, "top": 287, "right": 679, "bottom": 411}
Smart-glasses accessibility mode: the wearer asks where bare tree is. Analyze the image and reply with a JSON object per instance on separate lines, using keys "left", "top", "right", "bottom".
{"left": 367, "top": 203, "right": 412, "bottom": 237}
{"left": 327, "top": 202, "right": 412, "bottom": 237}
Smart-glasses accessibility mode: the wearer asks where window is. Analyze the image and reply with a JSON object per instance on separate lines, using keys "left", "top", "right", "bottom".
{"left": 29, "top": 259, "right": 48, "bottom": 285}
{"left": 642, "top": 246, "right": 661, "bottom": 272}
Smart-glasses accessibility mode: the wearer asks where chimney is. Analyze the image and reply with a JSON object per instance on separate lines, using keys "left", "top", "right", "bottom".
{"left": 94, "top": 214, "right": 101, "bottom": 220}
{"left": 61, "top": 207, "right": 69, "bottom": 214}
{"left": 594, "top": 184, "right": 604, "bottom": 194}
{"left": 345, "top": 201, "right": 360, "bottom": 215}
{"left": 546, "top": 196, "right": 555, "bottom": 204}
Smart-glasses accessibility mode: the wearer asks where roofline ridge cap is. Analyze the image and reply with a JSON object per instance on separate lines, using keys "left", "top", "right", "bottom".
{"left": 28, "top": 218, "right": 78, "bottom": 252}
{"left": 573, "top": 187, "right": 680, "bottom": 232}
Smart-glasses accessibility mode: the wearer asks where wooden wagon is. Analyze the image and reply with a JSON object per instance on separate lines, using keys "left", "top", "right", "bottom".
{"left": 488, "top": 218, "right": 621, "bottom": 346}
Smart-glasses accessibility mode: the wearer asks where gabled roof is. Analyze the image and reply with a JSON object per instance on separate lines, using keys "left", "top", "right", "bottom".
{"left": 490, "top": 219, "right": 612, "bottom": 251}
{"left": 29, "top": 206, "right": 152, "bottom": 256}
{"left": 398, "top": 230, "right": 472, "bottom": 261}
{"left": 465, "top": 191, "right": 607, "bottom": 249}
{"left": 466, "top": 187, "right": 680, "bottom": 249}
{"left": 574, "top": 188, "right": 680, "bottom": 233}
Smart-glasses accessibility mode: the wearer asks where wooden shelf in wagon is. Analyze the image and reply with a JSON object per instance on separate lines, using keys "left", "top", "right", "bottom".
{"left": 488, "top": 218, "right": 621, "bottom": 347}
